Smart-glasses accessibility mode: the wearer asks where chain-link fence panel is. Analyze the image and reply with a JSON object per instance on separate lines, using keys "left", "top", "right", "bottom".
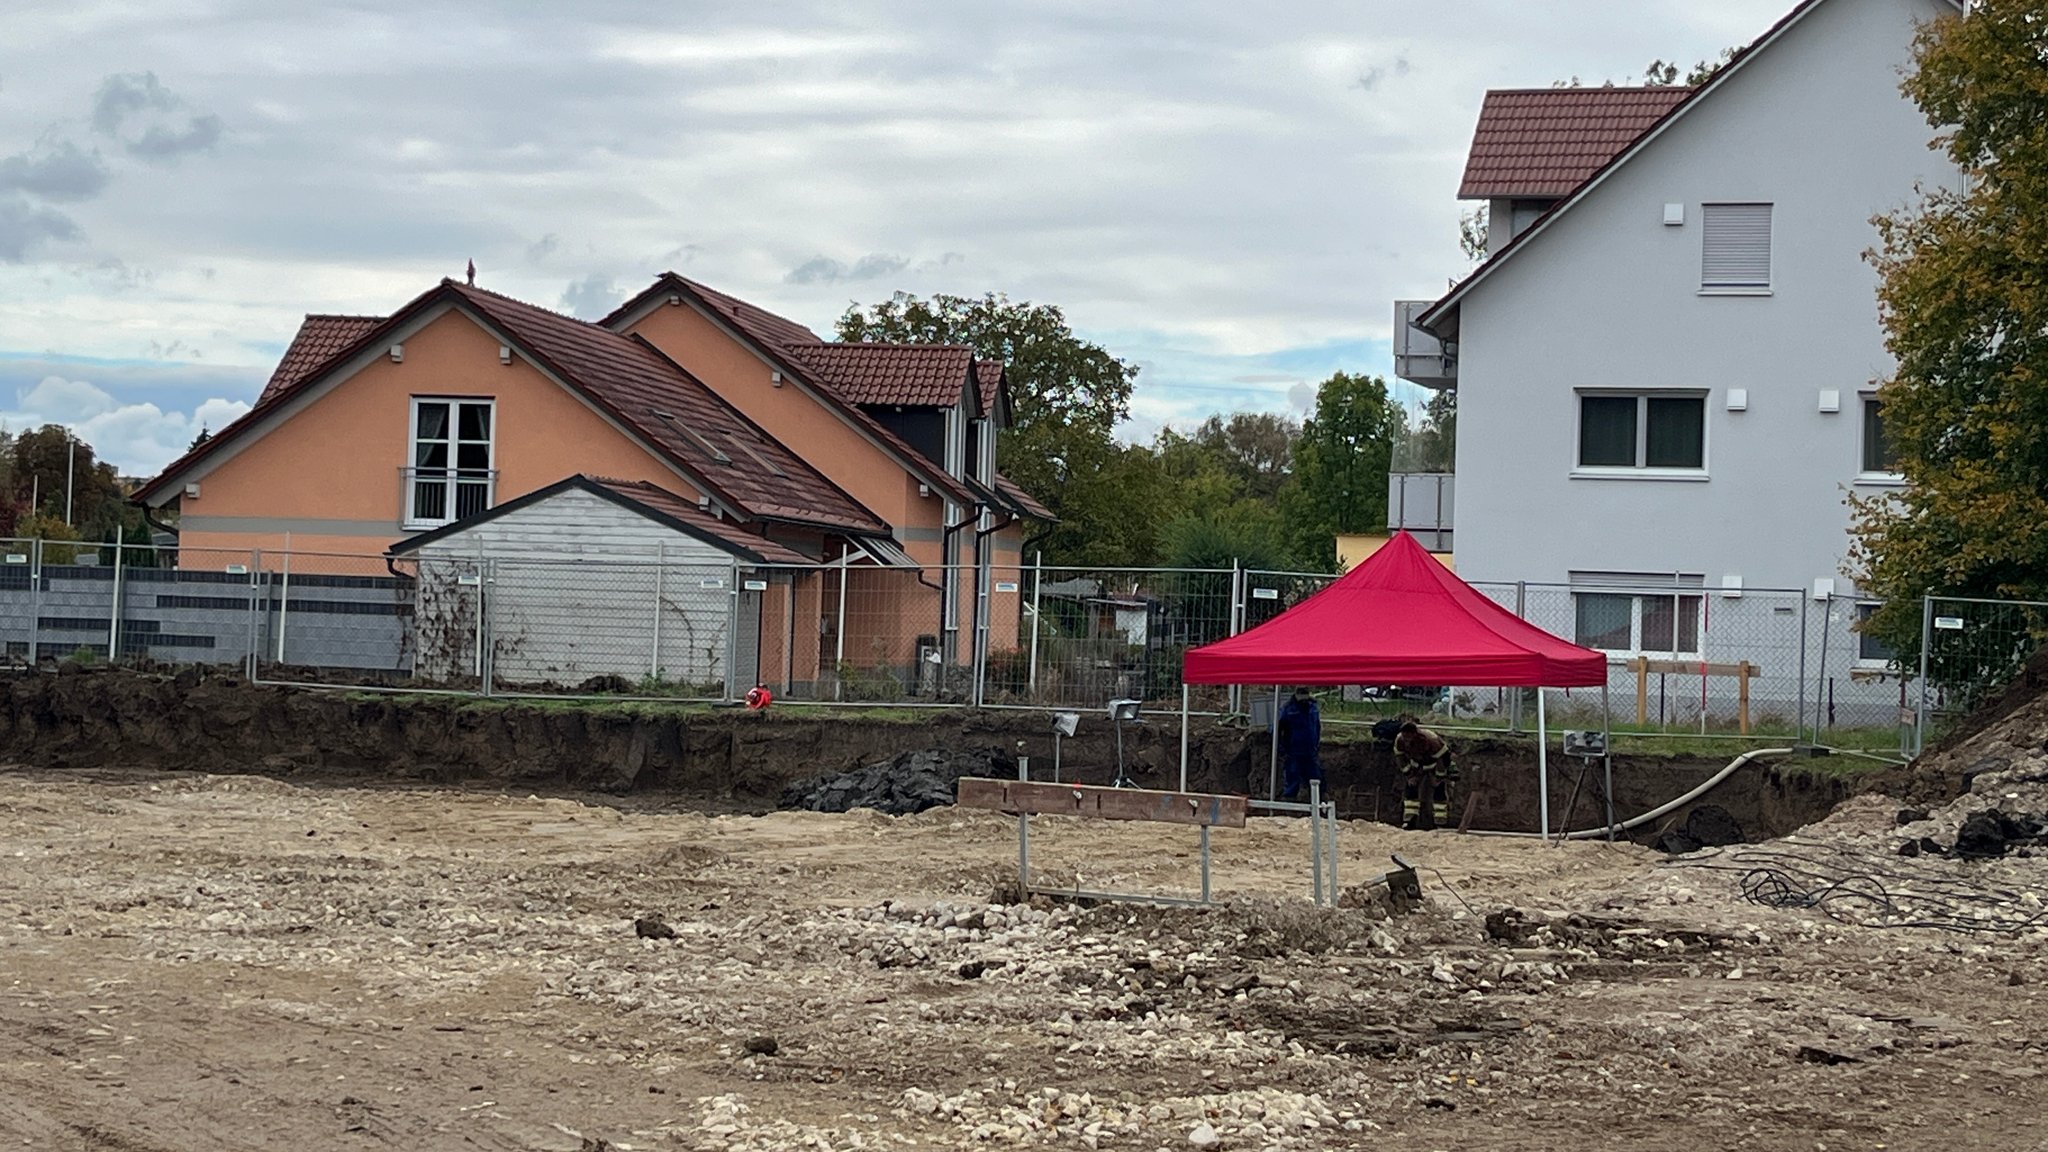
{"left": 411, "top": 554, "right": 485, "bottom": 689}
{"left": 111, "top": 544, "right": 266, "bottom": 672}
{"left": 790, "top": 563, "right": 949, "bottom": 704}
{"left": 1918, "top": 596, "right": 2048, "bottom": 743}
{"left": 470, "top": 556, "right": 734, "bottom": 697}
{"left": 1011, "top": 565, "right": 1238, "bottom": 711}
{"left": 0, "top": 539, "right": 43, "bottom": 665}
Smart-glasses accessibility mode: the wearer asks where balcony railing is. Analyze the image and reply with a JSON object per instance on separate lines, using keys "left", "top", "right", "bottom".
{"left": 401, "top": 467, "right": 497, "bottom": 530}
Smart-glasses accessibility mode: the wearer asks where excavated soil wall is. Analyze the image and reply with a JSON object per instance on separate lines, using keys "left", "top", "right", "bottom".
{"left": 0, "top": 667, "right": 1845, "bottom": 838}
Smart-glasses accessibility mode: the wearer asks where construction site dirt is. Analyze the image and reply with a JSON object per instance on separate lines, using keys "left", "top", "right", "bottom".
{"left": 2, "top": 756, "right": 2045, "bottom": 1151}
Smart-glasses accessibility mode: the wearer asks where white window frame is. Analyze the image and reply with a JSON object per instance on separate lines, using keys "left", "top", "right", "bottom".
{"left": 1572, "top": 389, "right": 1709, "bottom": 480}
{"left": 1571, "top": 588, "right": 1706, "bottom": 658}
{"left": 1700, "top": 201, "right": 1773, "bottom": 295}
{"left": 405, "top": 396, "right": 496, "bottom": 530}
{"left": 1853, "top": 601, "right": 1898, "bottom": 669}
{"left": 1856, "top": 392, "right": 1904, "bottom": 486}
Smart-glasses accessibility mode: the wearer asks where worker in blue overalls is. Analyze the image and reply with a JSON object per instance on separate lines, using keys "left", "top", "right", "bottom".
{"left": 1276, "top": 687, "right": 1322, "bottom": 801}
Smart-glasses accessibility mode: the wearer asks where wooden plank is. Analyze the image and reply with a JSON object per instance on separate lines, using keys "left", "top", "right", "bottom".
{"left": 956, "top": 779, "right": 1248, "bottom": 828}
{"left": 1636, "top": 659, "right": 1751, "bottom": 677}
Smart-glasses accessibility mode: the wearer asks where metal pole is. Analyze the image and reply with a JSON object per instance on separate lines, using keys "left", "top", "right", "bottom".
{"left": 1325, "top": 798, "right": 1339, "bottom": 905}
{"left": 1017, "top": 752, "right": 1031, "bottom": 900}
{"left": 1537, "top": 688, "right": 1551, "bottom": 844}
{"left": 1179, "top": 682, "right": 1191, "bottom": 792}
{"left": 1795, "top": 593, "right": 1810, "bottom": 746}
{"left": 1026, "top": 550, "right": 1042, "bottom": 701}
{"left": 1510, "top": 581, "right": 1527, "bottom": 732}
{"left": 1309, "top": 778, "right": 1324, "bottom": 906}
{"left": 726, "top": 556, "right": 741, "bottom": 699}
{"left": 27, "top": 539, "right": 41, "bottom": 665}
{"left": 834, "top": 547, "right": 849, "bottom": 701}
{"left": 1228, "top": 561, "right": 1243, "bottom": 715}
{"left": 1814, "top": 593, "right": 1833, "bottom": 737}
{"left": 1915, "top": 596, "right": 1934, "bottom": 757}
{"left": 1199, "top": 824, "right": 1211, "bottom": 905}
{"left": 1268, "top": 685, "right": 1282, "bottom": 801}
{"left": 784, "top": 577, "right": 795, "bottom": 696}
{"left": 1602, "top": 682, "right": 1615, "bottom": 841}
{"left": 245, "top": 549, "right": 262, "bottom": 680}
{"left": 64, "top": 433, "right": 74, "bottom": 527}
{"left": 274, "top": 531, "right": 290, "bottom": 664}
{"left": 107, "top": 523, "right": 123, "bottom": 660}
{"left": 651, "top": 541, "right": 664, "bottom": 679}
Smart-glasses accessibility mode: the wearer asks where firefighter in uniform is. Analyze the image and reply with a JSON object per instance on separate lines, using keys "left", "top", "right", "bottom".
{"left": 1392, "top": 720, "right": 1455, "bottom": 830}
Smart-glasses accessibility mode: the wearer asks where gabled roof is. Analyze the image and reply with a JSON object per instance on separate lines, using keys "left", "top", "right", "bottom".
{"left": 444, "top": 283, "right": 886, "bottom": 535}
{"left": 606, "top": 272, "right": 980, "bottom": 505}
{"left": 387, "top": 474, "right": 819, "bottom": 565}
{"left": 787, "top": 342, "right": 977, "bottom": 408}
{"left": 1458, "top": 86, "right": 1694, "bottom": 199}
{"left": 138, "top": 280, "right": 887, "bottom": 537}
{"left": 260, "top": 315, "right": 381, "bottom": 403}
{"left": 1418, "top": 0, "right": 1962, "bottom": 338}
{"left": 975, "top": 360, "right": 1009, "bottom": 424}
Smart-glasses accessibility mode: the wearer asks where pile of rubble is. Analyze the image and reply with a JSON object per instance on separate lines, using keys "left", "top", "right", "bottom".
{"left": 777, "top": 746, "right": 1015, "bottom": 815}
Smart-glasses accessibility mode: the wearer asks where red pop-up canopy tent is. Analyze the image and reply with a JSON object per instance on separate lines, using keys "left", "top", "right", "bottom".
{"left": 1177, "top": 532, "right": 1609, "bottom": 837}
{"left": 1184, "top": 532, "right": 1605, "bottom": 687}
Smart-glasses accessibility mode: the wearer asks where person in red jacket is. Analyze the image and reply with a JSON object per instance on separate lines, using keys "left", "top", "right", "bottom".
{"left": 744, "top": 683, "right": 774, "bottom": 710}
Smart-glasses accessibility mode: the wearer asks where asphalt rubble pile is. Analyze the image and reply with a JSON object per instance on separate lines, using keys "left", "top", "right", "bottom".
{"left": 777, "top": 746, "right": 1016, "bottom": 816}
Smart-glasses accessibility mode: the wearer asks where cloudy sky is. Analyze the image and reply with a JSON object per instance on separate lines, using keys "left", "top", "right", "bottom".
{"left": 0, "top": 0, "right": 1797, "bottom": 475}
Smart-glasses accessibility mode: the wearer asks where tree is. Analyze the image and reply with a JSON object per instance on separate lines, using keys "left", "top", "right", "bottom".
{"left": 1285, "top": 372, "right": 1404, "bottom": 569}
{"left": 837, "top": 292, "right": 1137, "bottom": 560}
{"left": 5, "top": 426, "right": 144, "bottom": 545}
{"left": 1458, "top": 206, "right": 1489, "bottom": 262}
{"left": 1849, "top": 1, "right": 2048, "bottom": 672}
{"left": 1393, "top": 389, "right": 1457, "bottom": 474}
{"left": 1192, "top": 412, "right": 1297, "bottom": 501}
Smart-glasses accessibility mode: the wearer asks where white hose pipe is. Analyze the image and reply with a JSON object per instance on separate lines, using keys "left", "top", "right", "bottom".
{"left": 1464, "top": 747, "right": 1794, "bottom": 841}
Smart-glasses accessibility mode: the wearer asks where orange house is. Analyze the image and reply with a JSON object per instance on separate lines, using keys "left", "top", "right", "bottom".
{"left": 134, "top": 275, "right": 1049, "bottom": 695}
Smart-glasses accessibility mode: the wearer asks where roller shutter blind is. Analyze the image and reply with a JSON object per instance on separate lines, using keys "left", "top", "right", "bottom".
{"left": 1702, "top": 202, "right": 1772, "bottom": 288}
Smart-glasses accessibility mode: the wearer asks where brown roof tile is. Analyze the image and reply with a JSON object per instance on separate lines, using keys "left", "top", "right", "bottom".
{"left": 786, "top": 342, "right": 975, "bottom": 408}
{"left": 974, "top": 360, "right": 1003, "bottom": 419}
{"left": 445, "top": 283, "right": 888, "bottom": 536}
{"left": 259, "top": 315, "right": 382, "bottom": 403}
{"left": 995, "top": 473, "right": 1053, "bottom": 521}
{"left": 672, "top": 276, "right": 824, "bottom": 349}
{"left": 587, "top": 478, "right": 820, "bottom": 565}
{"left": 1458, "top": 86, "right": 1693, "bottom": 199}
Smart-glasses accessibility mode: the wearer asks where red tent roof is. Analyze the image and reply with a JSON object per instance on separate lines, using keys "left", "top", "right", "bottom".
{"left": 1183, "top": 532, "right": 1607, "bottom": 687}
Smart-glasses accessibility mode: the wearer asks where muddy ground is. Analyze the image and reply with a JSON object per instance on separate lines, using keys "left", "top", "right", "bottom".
{"left": 2, "top": 765, "right": 2043, "bottom": 1151}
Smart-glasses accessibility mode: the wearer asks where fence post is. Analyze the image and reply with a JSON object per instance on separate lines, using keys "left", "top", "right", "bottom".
{"left": 651, "top": 542, "right": 665, "bottom": 680}
{"left": 1026, "top": 551, "right": 1042, "bottom": 702}
{"left": 1915, "top": 596, "right": 1934, "bottom": 757}
{"left": 1228, "top": 560, "right": 1243, "bottom": 715}
{"left": 724, "top": 555, "right": 741, "bottom": 700}
{"left": 27, "top": 539, "right": 41, "bottom": 665}
{"left": 275, "top": 533, "right": 291, "bottom": 664}
{"left": 1510, "top": 581, "right": 1527, "bottom": 733}
{"left": 480, "top": 558, "right": 495, "bottom": 697}
{"left": 245, "top": 549, "right": 263, "bottom": 680}
{"left": 1813, "top": 592, "right": 1834, "bottom": 737}
{"left": 1795, "top": 593, "right": 1809, "bottom": 746}
{"left": 107, "top": 524, "right": 124, "bottom": 661}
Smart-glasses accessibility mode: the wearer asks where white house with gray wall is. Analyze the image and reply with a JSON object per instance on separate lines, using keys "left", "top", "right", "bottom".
{"left": 1396, "top": 0, "right": 1964, "bottom": 726}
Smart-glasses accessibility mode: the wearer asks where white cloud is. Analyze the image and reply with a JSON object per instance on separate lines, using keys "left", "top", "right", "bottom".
{"left": 2, "top": 375, "right": 249, "bottom": 475}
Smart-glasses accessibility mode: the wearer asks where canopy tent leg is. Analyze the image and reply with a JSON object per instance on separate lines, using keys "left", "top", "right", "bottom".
{"left": 1537, "top": 688, "right": 1551, "bottom": 844}
{"left": 1179, "top": 682, "right": 1191, "bottom": 792}
{"left": 1268, "top": 685, "right": 1282, "bottom": 801}
{"left": 1602, "top": 683, "right": 1615, "bottom": 841}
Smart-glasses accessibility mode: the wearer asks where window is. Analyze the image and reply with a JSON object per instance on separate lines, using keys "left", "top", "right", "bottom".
{"left": 1855, "top": 602, "right": 1897, "bottom": 665}
{"left": 1702, "top": 202, "right": 1772, "bottom": 290}
{"left": 407, "top": 398, "right": 494, "bottom": 527}
{"left": 1573, "top": 590, "right": 1704, "bottom": 656}
{"left": 1861, "top": 396, "right": 1898, "bottom": 475}
{"left": 1578, "top": 393, "right": 1705, "bottom": 470}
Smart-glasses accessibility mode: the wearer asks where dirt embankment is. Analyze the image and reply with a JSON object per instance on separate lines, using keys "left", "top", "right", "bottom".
{"left": 0, "top": 667, "right": 1844, "bottom": 838}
